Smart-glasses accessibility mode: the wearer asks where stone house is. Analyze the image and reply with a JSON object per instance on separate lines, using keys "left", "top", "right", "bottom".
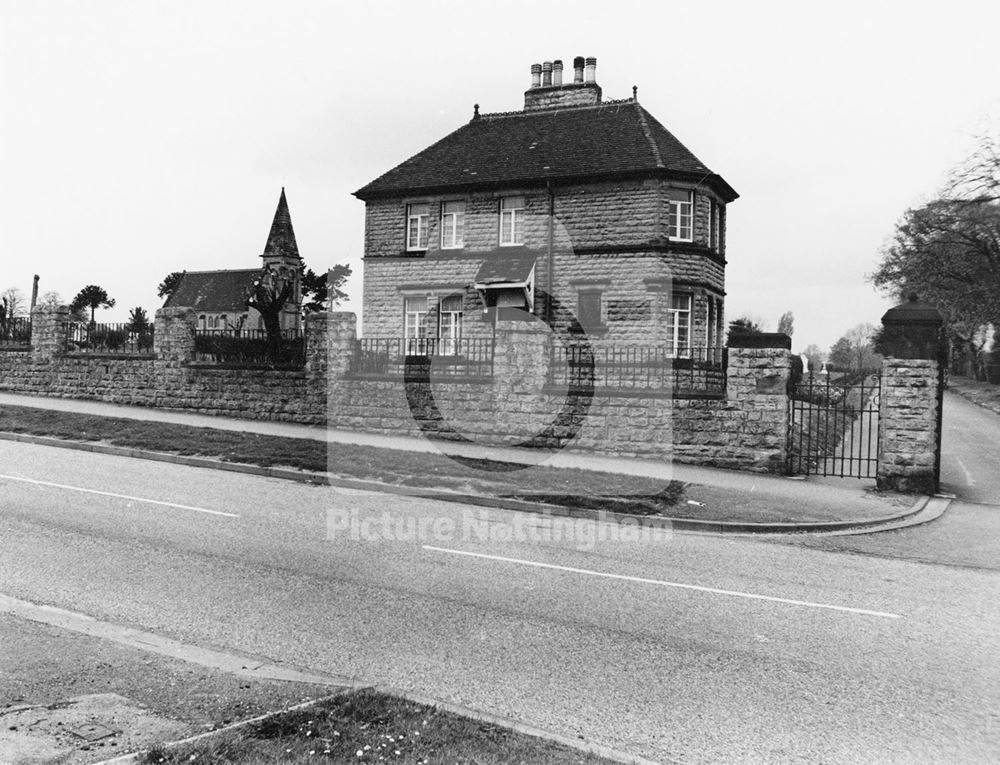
{"left": 354, "top": 57, "right": 737, "bottom": 356}
{"left": 163, "top": 188, "right": 302, "bottom": 333}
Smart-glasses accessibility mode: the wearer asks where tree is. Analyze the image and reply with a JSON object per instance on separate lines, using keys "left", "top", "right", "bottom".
{"left": 245, "top": 265, "right": 295, "bottom": 361}
{"left": 1, "top": 287, "right": 26, "bottom": 340}
{"left": 777, "top": 311, "right": 794, "bottom": 337}
{"left": 127, "top": 306, "right": 151, "bottom": 333}
{"left": 70, "top": 285, "right": 116, "bottom": 324}
{"left": 802, "top": 343, "right": 824, "bottom": 373}
{"left": 727, "top": 316, "right": 762, "bottom": 344}
{"left": 871, "top": 132, "right": 1000, "bottom": 378}
{"left": 38, "top": 291, "right": 63, "bottom": 307}
{"left": 828, "top": 337, "right": 854, "bottom": 371}
{"left": 127, "top": 307, "right": 153, "bottom": 350}
{"left": 157, "top": 271, "right": 184, "bottom": 300}
{"left": 829, "top": 323, "right": 880, "bottom": 372}
{"left": 301, "top": 263, "right": 352, "bottom": 312}
{"left": 2, "top": 287, "right": 25, "bottom": 318}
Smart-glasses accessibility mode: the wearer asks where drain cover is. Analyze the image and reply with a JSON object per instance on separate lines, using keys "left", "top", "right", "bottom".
{"left": 67, "top": 721, "right": 119, "bottom": 742}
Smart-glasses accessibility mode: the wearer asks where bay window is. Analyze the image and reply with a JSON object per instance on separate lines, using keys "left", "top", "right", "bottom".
{"left": 666, "top": 294, "right": 692, "bottom": 357}
{"left": 667, "top": 189, "right": 693, "bottom": 242}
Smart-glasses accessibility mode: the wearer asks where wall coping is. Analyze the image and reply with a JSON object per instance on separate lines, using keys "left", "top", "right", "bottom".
{"left": 728, "top": 333, "right": 792, "bottom": 350}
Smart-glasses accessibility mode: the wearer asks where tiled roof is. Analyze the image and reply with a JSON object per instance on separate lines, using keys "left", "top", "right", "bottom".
{"left": 355, "top": 100, "right": 737, "bottom": 202}
{"left": 163, "top": 269, "right": 258, "bottom": 312}
{"left": 474, "top": 250, "right": 538, "bottom": 285}
{"left": 263, "top": 187, "right": 300, "bottom": 260}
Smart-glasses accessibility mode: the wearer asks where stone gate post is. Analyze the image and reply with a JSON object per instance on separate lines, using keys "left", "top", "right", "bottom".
{"left": 153, "top": 307, "right": 197, "bottom": 364}
{"left": 726, "top": 333, "right": 792, "bottom": 472}
{"left": 877, "top": 296, "right": 946, "bottom": 494}
{"left": 29, "top": 305, "right": 70, "bottom": 362}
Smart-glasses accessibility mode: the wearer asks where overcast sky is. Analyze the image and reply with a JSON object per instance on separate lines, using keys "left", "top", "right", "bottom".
{"left": 1, "top": 0, "right": 996, "bottom": 352}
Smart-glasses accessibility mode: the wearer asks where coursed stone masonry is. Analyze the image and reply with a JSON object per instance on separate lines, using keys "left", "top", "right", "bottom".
{"left": 1, "top": 308, "right": 791, "bottom": 472}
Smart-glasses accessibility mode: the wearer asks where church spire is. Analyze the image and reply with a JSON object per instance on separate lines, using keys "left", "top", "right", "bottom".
{"left": 262, "top": 187, "right": 300, "bottom": 261}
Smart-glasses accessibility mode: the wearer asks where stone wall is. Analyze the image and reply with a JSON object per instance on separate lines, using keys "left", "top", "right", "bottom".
{"left": 1, "top": 308, "right": 791, "bottom": 472}
{"left": 877, "top": 358, "right": 941, "bottom": 493}
{"left": 0, "top": 306, "right": 328, "bottom": 424}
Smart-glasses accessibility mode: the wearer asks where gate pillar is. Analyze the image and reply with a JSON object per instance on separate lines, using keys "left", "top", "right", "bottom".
{"left": 877, "top": 295, "right": 946, "bottom": 494}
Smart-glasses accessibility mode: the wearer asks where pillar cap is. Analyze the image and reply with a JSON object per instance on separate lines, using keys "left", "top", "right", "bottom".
{"left": 881, "top": 294, "right": 944, "bottom": 327}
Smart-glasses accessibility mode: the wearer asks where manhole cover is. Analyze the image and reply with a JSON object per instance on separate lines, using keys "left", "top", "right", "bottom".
{"left": 67, "top": 722, "right": 119, "bottom": 742}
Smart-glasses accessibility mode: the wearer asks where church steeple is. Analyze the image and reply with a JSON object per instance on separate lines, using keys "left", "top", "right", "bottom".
{"left": 262, "top": 187, "right": 300, "bottom": 261}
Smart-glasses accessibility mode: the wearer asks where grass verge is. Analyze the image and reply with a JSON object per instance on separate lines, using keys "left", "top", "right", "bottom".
{"left": 143, "top": 688, "right": 617, "bottom": 764}
{"left": 0, "top": 404, "right": 683, "bottom": 516}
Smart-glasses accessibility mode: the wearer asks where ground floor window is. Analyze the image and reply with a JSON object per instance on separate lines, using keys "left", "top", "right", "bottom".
{"left": 438, "top": 295, "right": 463, "bottom": 355}
{"left": 577, "top": 290, "right": 603, "bottom": 331}
{"left": 404, "top": 296, "right": 431, "bottom": 354}
{"left": 666, "top": 293, "right": 692, "bottom": 357}
{"left": 403, "top": 294, "right": 464, "bottom": 355}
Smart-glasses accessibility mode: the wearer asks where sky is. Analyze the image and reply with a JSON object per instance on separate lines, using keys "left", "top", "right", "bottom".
{"left": 1, "top": 0, "right": 997, "bottom": 353}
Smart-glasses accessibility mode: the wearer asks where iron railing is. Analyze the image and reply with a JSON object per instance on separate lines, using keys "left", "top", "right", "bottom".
{"left": 0, "top": 316, "right": 31, "bottom": 347}
{"left": 65, "top": 322, "right": 154, "bottom": 354}
{"left": 194, "top": 328, "right": 304, "bottom": 367}
{"left": 350, "top": 337, "right": 494, "bottom": 378}
{"left": 548, "top": 345, "right": 726, "bottom": 393}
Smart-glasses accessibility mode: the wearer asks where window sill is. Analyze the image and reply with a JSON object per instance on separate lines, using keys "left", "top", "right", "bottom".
{"left": 573, "top": 324, "right": 609, "bottom": 336}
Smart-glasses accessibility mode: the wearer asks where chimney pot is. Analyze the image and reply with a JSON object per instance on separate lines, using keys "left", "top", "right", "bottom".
{"left": 552, "top": 59, "right": 563, "bottom": 86}
{"left": 573, "top": 56, "right": 585, "bottom": 83}
{"left": 530, "top": 63, "right": 541, "bottom": 88}
{"left": 584, "top": 56, "right": 597, "bottom": 83}
{"left": 542, "top": 61, "right": 552, "bottom": 87}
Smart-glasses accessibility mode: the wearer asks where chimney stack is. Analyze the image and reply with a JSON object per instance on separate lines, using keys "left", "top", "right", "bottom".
{"left": 530, "top": 63, "right": 541, "bottom": 88}
{"left": 524, "top": 55, "right": 602, "bottom": 111}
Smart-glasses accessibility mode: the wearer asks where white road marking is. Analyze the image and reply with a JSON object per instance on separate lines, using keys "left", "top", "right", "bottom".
{"left": 953, "top": 457, "right": 977, "bottom": 487}
{"left": 0, "top": 474, "right": 239, "bottom": 518}
{"left": 423, "top": 545, "right": 902, "bottom": 619}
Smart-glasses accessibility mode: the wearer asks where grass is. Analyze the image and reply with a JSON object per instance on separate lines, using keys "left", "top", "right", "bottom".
{"left": 948, "top": 374, "right": 1000, "bottom": 415}
{"left": 0, "top": 404, "right": 684, "bottom": 516}
{"left": 142, "top": 688, "right": 616, "bottom": 764}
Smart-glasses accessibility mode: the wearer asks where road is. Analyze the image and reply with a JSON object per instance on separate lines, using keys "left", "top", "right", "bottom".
{"left": 1, "top": 439, "right": 998, "bottom": 764}
{"left": 940, "top": 390, "right": 1000, "bottom": 504}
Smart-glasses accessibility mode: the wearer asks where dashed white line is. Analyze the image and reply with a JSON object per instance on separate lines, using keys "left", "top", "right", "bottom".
{"left": 423, "top": 545, "right": 902, "bottom": 619}
{"left": 0, "top": 474, "right": 239, "bottom": 518}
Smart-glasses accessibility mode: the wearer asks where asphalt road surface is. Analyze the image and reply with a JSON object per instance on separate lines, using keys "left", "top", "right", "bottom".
{"left": 1, "top": 439, "right": 998, "bottom": 764}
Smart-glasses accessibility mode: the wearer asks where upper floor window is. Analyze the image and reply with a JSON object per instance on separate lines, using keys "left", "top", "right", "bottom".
{"left": 406, "top": 203, "right": 429, "bottom": 251}
{"left": 709, "top": 199, "right": 721, "bottom": 252}
{"left": 441, "top": 201, "right": 465, "bottom": 249}
{"left": 667, "top": 189, "right": 693, "bottom": 242}
{"left": 666, "top": 293, "right": 692, "bottom": 357}
{"left": 499, "top": 196, "right": 525, "bottom": 246}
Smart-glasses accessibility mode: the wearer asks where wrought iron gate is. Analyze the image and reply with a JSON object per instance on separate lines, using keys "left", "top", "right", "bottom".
{"left": 787, "top": 373, "right": 881, "bottom": 478}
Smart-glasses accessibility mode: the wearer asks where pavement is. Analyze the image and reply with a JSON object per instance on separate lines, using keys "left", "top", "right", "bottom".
{"left": 0, "top": 391, "right": 929, "bottom": 534}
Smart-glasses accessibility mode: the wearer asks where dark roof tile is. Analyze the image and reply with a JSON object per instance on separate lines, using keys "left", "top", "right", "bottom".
{"left": 355, "top": 101, "right": 737, "bottom": 202}
{"left": 163, "top": 269, "right": 258, "bottom": 312}
{"left": 263, "top": 187, "right": 300, "bottom": 260}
